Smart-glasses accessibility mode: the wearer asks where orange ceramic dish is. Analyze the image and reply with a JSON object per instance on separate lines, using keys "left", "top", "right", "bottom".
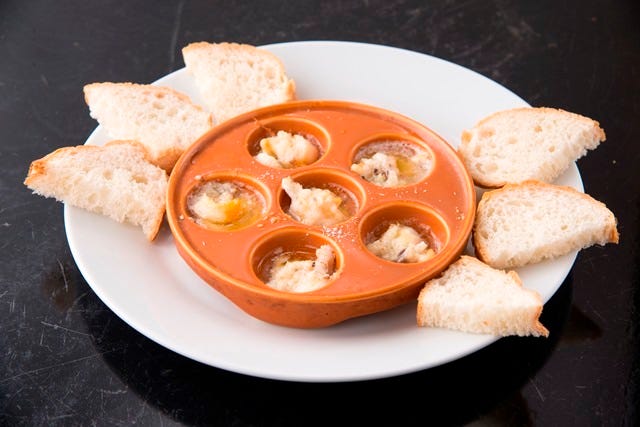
{"left": 166, "top": 100, "right": 475, "bottom": 328}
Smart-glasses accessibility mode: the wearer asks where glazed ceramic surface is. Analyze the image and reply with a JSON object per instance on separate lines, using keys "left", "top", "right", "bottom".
{"left": 166, "top": 100, "right": 476, "bottom": 327}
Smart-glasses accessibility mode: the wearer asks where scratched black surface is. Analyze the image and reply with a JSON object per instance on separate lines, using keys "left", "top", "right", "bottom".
{"left": 1, "top": 1, "right": 639, "bottom": 425}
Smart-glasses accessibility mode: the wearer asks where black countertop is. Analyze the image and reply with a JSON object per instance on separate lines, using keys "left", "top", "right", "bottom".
{"left": 2, "top": 1, "right": 639, "bottom": 425}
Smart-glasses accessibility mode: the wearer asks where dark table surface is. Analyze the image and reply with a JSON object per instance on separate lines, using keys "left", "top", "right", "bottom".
{"left": 2, "top": 1, "right": 639, "bottom": 425}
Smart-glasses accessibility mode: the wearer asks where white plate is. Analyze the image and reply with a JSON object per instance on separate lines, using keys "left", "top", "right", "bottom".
{"left": 65, "top": 41, "right": 581, "bottom": 382}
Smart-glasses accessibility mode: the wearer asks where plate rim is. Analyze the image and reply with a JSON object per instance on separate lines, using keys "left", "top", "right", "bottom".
{"left": 65, "top": 40, "right": 580, "bottom": 382}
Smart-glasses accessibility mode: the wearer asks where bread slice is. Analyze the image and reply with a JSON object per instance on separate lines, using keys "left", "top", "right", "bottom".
{"left": 24, "top": 140, "right": 168, "bottom": 241}
{"left": 182, "top": 42, "right": 296, "bottom": 123}
{"left": 473, "top": 180, "right": 619, "bottom": 269}
{"left": 417, "top": 256, "right": 548, "bottom": 336}
{"left": 458, "top": 107, "right": 606, "bottom": 187}
{"left": 83, "top": 82, "right": 213, "bottom": 171}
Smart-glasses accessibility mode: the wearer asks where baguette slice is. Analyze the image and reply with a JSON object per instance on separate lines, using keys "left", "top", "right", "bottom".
{"left": 24, "top": 141, "right": 168, "bottom": 241}
{"left": 458, "top": 107, "right": 605, "bottom": 187}
{"left": 182, "top": 42, "right": 296, "bottom": 123}
{"left": 84, "top": 82, "right": 213, "bottom": 171}
{"left": 473, "top": 180, "right": 619, "bottom": 269}
{"left": 417, "top": 256, "right": 549, "bottom": 337}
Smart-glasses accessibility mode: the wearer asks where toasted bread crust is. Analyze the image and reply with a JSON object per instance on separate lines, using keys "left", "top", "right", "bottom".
{"left": 83, "top": 82, "right": 212, "bottom": 117}
{"left": 468, "top": 107, "right": 605, "bottom": 140}
{"left": 25, "top": 145, "right": 103, "bottom": 187}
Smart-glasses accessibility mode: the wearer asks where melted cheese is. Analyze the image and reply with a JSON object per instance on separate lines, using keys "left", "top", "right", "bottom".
{"left": 188, "top": 181, "right": 259, "bottom": 228}
{"left": 351, "top": 149, "right": 432, "bottom": 187}
{"left": 367, "top": 223, "right": 435, "bottom": 263}
{"left": 255, "top": 131, "right": 319, "bottom": 168}
{"left": 281, "top": 177, "right": 348, "bottom": 226}
{"left": 266, "top": 245, "right": 337, "bottom": 293}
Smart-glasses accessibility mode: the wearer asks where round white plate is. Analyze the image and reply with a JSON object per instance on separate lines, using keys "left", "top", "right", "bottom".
{"left": 65, "top": 41, "right": 580, "bottom": 382}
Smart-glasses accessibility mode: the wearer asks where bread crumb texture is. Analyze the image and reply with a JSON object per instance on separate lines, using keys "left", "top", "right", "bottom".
{"left": 459, "top": 107, "right": 605, "bottom": 187}
{"left": 83, "top": 82, "right": 212, "bottom": 171}
{"left": 473, "top": 180, "right": 618, "bottom": 269}
{"left": 182, "top": 42, "right": 296, "bottom": 123}
{"left": 24, "top": 141, "right": 168, "bottom": 240}
{"left": 417, "top": 256, "right": 549, "bottom": 337}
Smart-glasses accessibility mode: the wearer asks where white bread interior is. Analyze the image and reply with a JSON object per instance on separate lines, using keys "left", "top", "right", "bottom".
{"left": 417, "top": 255, "right": 549, "bottom": 337}
{"left": 458, "top": 107, "right": 605, "bottom": 187}
{"left": 84, "top": 82, "right": 213, "bottom": 171}
{"left": 24, "top": 140, "right": 168, "bottom": 240}
{"left": 182, "top": 42, "right": 296, "bottom": 123}
{"left": 473, "top": 180, "right": 618, "bottom": 269}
